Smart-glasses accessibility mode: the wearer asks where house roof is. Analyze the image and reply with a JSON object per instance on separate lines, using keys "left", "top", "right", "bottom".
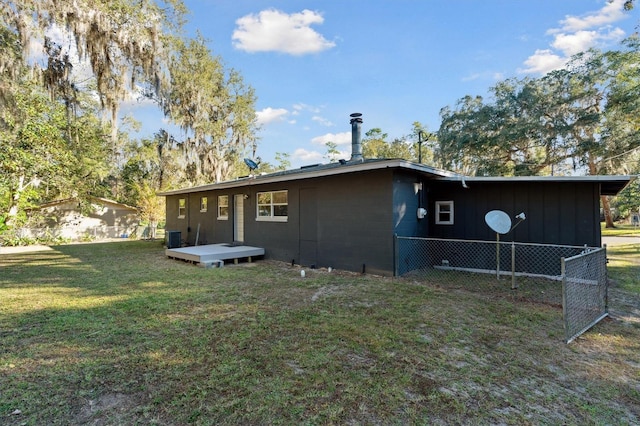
{"left": 445, "top": 175, "right": 636, "bottom": 196}
{"left": 158, "top": 158, "right": 636, "bottom": 197}
{"left": 158, "top": 159, "right": 460, "bottom": 196}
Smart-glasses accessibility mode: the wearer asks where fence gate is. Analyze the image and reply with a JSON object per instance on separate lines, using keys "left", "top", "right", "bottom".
{"left": 562, "top": 248, "right": 608, "bottom": 343}
{"left": 394, "top": 236, "right": 609, "bottom": 343}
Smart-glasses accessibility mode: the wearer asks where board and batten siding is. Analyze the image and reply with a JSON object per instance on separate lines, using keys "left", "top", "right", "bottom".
{"left": 427, "top": 181, "right": 601, "bottom": 247}
{"left": 164, "top": 169, "right": 400, "bottom": 275}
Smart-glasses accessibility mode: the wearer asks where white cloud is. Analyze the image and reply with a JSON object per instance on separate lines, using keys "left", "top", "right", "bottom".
{"left": 311, "top": 131, "right": 351, "bottom": 146}
{"left": 332, "top": 148, "right": 351, "bottom": 159}
{"left": 551, "top": 27, "right": 626, "bottom": 57}
{"left": 554, "top": 0, "right": 627, "bottom": 33}
{"left": 519, "top": 49, "right": 567, "bottom": 74}
{"left": 232, "top": 9, "right": 336, "bottom": 55}
{"left": 292, "top": 148, "right": 323, "bottom": 163}
{"left": 293, "top": 103, "right": 321, "bottom": 114}
{"left": 551, "top": 30, "right": 601, "bottom": 56}
{"left": 311, "top": 115, "right": 334, "bottom": 127}
{"left": 461, "top": 73, "right": 481, "bottom": 82}
{"left": 520, "top": 0, "right": 628, "bottom": 75}
{"left": 256, "top": 107, "right": 289, "bottom": 125}
{"left": 462, "top": 71, "right": 505, "bottom": 83}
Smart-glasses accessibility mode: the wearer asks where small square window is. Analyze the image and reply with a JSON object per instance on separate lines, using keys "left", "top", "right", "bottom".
{"left": 217, "top": 195, "right": 229, "bottom": 220}
{"left": 178, "top": 198, "right": 186, "bottom": 219}
{"left": 435, "top": 201, "right": 454, "bottom": 225}
{"left": 200, "top": 197, "right": 208, "bottom": 212}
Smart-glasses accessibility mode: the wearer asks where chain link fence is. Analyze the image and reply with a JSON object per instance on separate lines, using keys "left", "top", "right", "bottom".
{"left": 395, "top": 236, "right": 608, "bottom": 342}
{"left": 562, "top": 248, "right": 608, "bottom": 343}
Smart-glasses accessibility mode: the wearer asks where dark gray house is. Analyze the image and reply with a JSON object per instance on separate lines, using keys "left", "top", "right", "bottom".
{"left": 159, "top": 115, "right": 633, "bottom": 276}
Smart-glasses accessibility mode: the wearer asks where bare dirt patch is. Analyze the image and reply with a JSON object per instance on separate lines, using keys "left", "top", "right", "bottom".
{"left": 75, "top": 393, "right": 144, "bottom": 425}
{"left": 609, "top": 287, "right": 640, "bottom": 326}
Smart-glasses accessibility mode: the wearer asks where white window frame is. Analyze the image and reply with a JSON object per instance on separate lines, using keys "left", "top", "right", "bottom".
{"left": 217, "top": 195, "right": 229, "bottom": 220}
{"left": 256, "top": 190, "right": 288, "bottom": 222}
{"left": 200, "top": 196, "right": 208, "bottom": 212}
{"left": 435, "top": 201, "right": 454, "bottom": 225}
{"left": 178, "top": 198, "right": 186, "bottom": 219}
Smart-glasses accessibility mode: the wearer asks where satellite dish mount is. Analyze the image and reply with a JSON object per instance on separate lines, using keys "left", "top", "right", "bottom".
{"left": 244, "top": 158, "right": 258, "bottom": 174}
{"left": 485, "top": 210, "right": 512, "bottom": 280}
{"left": 484, "top": 210, "right": 527, "bottom": 282}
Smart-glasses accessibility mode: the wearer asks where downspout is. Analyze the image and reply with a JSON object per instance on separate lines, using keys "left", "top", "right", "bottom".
{"left": 187, "top": 193, "right": 191, "bottom": 239}
{"left": 461, "top": 176, "right": 469, "bottom": 189}
{"left": 417, "top": 180, "right": 427, "bottom": 220}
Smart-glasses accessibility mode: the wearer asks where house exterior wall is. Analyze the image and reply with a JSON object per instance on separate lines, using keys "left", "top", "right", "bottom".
{"left": 164, "top": 169, "right": 608, "bottom": 276}
{"left": 165, "top": 169, "right": 399, "bottom": 275}
{"left": 313, "top": 170, "right": 395, "bottom": 275}
{"left": 392, "top": 171, "right": 429, "bottom": 238}
{"left": 426, "top": 181, "right": 601, "bottom": 247}
{"left": 166, "top": 194, "right": 190, "bottom": 243}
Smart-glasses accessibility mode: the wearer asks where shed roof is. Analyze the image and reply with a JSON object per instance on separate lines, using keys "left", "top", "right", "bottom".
{"left": 158, "top": 158, "right": 635, "bottom": 197}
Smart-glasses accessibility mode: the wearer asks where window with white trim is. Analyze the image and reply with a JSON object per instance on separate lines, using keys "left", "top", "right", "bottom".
{"left": 257, "top": 190, "right": 288, "bottom": 222}
{"left": 435, "top": 201, "right": 454, "bottom": 225}
{"left": 178, "top": 198, "right": 186, "bottom": 219}
{"left": 217, "top": 195, "right": 228, "bottom": 220}
{"left": 200, "top": 196, "right": 208, "bottom": 212}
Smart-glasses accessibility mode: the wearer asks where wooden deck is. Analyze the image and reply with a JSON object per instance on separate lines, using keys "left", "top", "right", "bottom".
{"left": 165, "top": 243, "right": 265, "bottom": 267}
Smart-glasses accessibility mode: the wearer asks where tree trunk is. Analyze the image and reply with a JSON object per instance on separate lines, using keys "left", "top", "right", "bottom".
{"left": 6, "top": 175, "right": 26, "bottom": 227}
{"left": 588, "top": 157, "right": 615, "bottom": 229}
{"left": 601, "top": 195, "right": 615, "bottom": 228}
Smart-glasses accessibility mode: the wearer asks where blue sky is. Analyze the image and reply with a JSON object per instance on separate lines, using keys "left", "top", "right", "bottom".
{"left": 124, "top": 0, "right": 638, "bottom": 168}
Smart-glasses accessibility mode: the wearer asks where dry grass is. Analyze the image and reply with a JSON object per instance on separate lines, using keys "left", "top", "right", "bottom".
{"left": 1, "top": 240, "right": 639, "bottom": 425}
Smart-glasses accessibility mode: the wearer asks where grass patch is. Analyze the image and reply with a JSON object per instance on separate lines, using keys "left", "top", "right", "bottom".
{"left": 602, "top": 223, "right": 640, "bottom": 237}
{"left": 607, "top": 243, "right": 640, "bottom": 293}
{"left": 1, "top": 241, "right": 639, "bottom": 424}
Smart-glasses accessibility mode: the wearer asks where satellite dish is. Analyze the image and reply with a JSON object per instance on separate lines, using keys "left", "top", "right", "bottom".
{"left": 485, "top": 210, "right": 512, "bottom": 235}
{"left": 244, "top": 158, "right": 258, "bottom": 171}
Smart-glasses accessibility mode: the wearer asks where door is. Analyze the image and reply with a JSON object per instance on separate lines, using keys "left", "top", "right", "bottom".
{"left": 299, "top": 188, "right": 318, "bottom": 267}
{"left": 234, "top": 194, "right": 245, "bottom": 243}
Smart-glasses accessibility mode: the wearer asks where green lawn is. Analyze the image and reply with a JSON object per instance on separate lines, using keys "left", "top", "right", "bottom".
{"left": 602, "top": 222, "right": 640, "bottom": 237}
{"left": 1, "top": 241, "right": 639, "bottom": 425}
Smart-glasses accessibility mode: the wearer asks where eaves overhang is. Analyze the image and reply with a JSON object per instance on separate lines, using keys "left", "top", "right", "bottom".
{"left": 157, "top": 159, "right": 462, "bottom": 196}
{"left": 440, "top": 175, "right": 636, "bottom": 196}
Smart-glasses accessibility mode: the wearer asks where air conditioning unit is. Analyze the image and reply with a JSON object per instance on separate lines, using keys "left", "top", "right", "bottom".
{"left": 166, "top": 231, "right": 181, "bottom": 249}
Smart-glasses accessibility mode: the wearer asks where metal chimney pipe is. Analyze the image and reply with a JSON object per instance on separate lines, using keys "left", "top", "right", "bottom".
{"left": 349, "top": 112, "right": 363, "bottom": 162}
